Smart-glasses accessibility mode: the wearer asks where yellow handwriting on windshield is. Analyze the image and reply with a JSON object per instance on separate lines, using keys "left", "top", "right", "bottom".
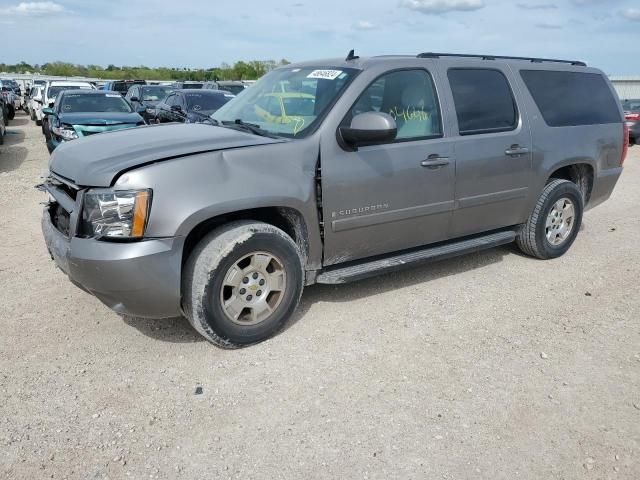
{"left": 388, "top": 106, "right": 429, "bottom": 122}
{"left": 292, "top": 117, "right": 305, "bottom": 135}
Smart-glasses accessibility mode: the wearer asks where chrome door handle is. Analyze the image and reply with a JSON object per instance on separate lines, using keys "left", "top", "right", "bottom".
{"left": 421, "top": 155, "right": 450, "bottom": 168}
{"left": 505, "top": 145, "right": 530, "bottom": 157}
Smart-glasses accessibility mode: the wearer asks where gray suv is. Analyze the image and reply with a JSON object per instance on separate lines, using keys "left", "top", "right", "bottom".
{"left": 41, "top": 52, "right": 627, "bottom": 347}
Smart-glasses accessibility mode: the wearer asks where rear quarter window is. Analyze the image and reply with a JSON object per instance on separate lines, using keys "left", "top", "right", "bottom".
{"left": 520, "top": 70, "right": 621, "bottom": 127}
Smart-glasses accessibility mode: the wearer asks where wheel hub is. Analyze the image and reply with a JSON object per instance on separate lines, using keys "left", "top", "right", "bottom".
{"left": 545, "top": 198, "right": 576, "bottom": 246}
{"left": 219, "top": 251, "right": 286, "bottom": 326}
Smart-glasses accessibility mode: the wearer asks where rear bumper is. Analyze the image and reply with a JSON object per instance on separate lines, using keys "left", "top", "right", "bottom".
{"left": 42, "top": 207, "right": 183, "bottom": 318}
{"left": 586, "top": 166, "right": 623, "bottom": 211}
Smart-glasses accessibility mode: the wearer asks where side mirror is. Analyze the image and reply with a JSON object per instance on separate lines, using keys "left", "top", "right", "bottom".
{"left": 338, "top": 111, "right": 397, "bottom": 150}
{"left": 130, "top": 97, "right": 140, "bottom": 102}
{"left": 170, "top": 104, "right": 182, "bottom": 112}
{"left": 42, "top": 107, "right": 54, "bottom": 115}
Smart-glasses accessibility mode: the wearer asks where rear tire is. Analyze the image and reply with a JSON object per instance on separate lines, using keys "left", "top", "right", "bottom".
{"left": 30, "top": 108, "right": 36, "bottom": 121}
{"left": 516, "top": 179, "right": 583, "bottom": 259}
{"left": 7, "top": 106, "right": 14, "bottom": 121}
{"left": 183, "top": 221, "right": 304, "bottom": 348}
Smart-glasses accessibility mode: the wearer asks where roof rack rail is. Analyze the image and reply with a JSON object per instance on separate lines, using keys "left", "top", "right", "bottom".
{"left": 416, "top": 52, "right": 586, "bottom": 67}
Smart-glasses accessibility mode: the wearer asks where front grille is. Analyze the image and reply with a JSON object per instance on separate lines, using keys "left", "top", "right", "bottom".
{"left": 45, "top": 175, "right": 80, "bottom": 237}
{"left": 50, "top": 202, "right": 71, "bottom": 237}
{"left": 57, "top": 181, "right": 78, "bottom": 200}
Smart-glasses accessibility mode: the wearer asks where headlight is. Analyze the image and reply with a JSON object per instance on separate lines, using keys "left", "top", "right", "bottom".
{"left": 81, "top": 189, "right": 151, "bottom": 239}
{"left": 52, "top": 124, "right": 78, "bottom": 140}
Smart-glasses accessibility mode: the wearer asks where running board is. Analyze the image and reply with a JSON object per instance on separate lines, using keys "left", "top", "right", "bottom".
{"left": 316, "top": 230, "right": 516, "bottom": 285}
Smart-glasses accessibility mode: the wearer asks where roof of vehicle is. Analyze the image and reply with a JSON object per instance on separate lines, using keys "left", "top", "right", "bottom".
{"left": 106, "top": 79, "right": 145, "bottom": 83}
{"left": 174, "top": 89, "right": 231, "bottom": 95}
{"left": 286, "top": 52, "right": 591, "bottom": 71}
{"left": 49, "top": 80, "right": 94, "bottom": 87}
{"left": 60, "top": 89, "right": 123, "bottom": 96}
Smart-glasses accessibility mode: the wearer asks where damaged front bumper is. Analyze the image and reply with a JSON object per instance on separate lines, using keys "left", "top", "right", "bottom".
{"left": 40, "top": 178, "right": 184, "bottom": 319}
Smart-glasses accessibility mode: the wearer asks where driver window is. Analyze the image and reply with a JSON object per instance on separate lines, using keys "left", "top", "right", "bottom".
{"left": 349, "top": 69, "right": 442, "bottom": 141}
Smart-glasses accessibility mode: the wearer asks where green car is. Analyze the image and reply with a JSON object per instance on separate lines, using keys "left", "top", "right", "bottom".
{"left": 43, "top": 90, "right": 146, "bottom": 153}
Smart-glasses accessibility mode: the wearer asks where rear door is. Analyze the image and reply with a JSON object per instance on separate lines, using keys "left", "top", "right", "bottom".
{"left": 435, "top": 63, "right": 533, "bottom": 237}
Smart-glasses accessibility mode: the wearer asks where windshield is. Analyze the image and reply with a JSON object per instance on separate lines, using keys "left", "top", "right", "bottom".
{"left": 185, "top": 92, "right": 233, "bottom": 112}
{"left": 48, "top": 85, "right": 91, "bottom": 99}
{"left": 212, "top": 67, "right": 358, "bottom": 137}
{"left": 622, "top": 99, "right": 640, "bottom": 111}
{"left": 142, "top": 87, "right": 173, "bottom": 101}
{"left": 60, "top": 93, "right": 133, "bottom": 113}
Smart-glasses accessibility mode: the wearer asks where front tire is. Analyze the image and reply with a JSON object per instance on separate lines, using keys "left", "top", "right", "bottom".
{"left": 517, "top": 179, "right": 584, "bottom": 259}
{"left": 183, "top": 221, "right": 304, "bottom": 348}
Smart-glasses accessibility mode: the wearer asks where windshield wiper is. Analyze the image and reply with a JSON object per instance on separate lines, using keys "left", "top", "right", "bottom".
{"left": 220, "top": 119, "right": 279, "bottom": 138}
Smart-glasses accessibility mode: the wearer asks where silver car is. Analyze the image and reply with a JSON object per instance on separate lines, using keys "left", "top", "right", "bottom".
{"left": 41, "top": 52, "right": 626, "bottom": 347}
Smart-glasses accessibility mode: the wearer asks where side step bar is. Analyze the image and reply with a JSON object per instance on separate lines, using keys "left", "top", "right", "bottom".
{"left": 316, "top": 230, "right": 517, "bottom": 285}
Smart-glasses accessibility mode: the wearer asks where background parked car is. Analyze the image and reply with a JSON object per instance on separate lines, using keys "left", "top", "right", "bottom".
{"left": 622, "top": 99, "right": 640, "bottom": 146}
{"left": 42, "top": 90, "right": 146, "bottom": 153}
{"left": 100, "top": 80, "right": 147, "bottom": 97}
{"left": 101, "top": 80, "right": 146, "bottom": 96}
{"left": 171, "top": 81, "right": 204, "bottom": 90}
{"left": 41, "top": 80, "right": 95, "bottom": 134}
{"left": 1, "top": 78, "right": 21, "bottom": 97}
{"left": 28, "top": 85, "right": 44, "bottom": 121}
{"left": 0, "top": 97, "right": 5, "bottom": 145}
{"left": 203, "top": 80, "right": 248, "bottom": 96}
{"left": 125, "top": 84, "right": 174, "bottom": 123}
{"left": 0, "top": 81, "right": 17, "bottom": 121}
{"left": 152, "top": 89, "right": 234, "bottom": 124}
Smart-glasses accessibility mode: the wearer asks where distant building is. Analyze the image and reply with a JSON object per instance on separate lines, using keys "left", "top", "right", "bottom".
{"left": 610, "top": 76, "right": 640, "bottom": 100}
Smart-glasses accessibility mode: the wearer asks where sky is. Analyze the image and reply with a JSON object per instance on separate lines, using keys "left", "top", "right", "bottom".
{"left": 0, "top": 0, "right": 639, "bottom": 75}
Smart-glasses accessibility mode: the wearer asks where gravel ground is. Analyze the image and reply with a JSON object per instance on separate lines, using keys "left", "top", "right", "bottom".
{"left": 1, "top": 112, "right": 639, "bottom": 480}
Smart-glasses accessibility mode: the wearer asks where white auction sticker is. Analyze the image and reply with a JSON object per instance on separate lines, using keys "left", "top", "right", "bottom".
{"left": 307, "top": 69, "right": 343, "bottom": 80}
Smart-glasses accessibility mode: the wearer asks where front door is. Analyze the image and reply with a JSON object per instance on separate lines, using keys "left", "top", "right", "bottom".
{"left": 320, "top": 68, "right": 456, "bottom": 266}
{"left": 438, "top": 65, "right": 533, "bottom": 237}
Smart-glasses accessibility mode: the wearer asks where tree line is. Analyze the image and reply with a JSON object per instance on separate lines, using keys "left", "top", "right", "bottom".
{"left": 0, "top": 59, "right": 291, "bottom": 81}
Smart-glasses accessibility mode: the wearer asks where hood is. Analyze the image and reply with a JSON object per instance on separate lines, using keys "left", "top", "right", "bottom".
{"left": 58, "top": 111, "right": 142, "bottom": 125}
{"left": 49, "top": 123, "right": 286, "bottom": 187}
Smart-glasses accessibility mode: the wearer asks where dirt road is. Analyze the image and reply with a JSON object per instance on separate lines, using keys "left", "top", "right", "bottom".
{"left": 1, "top": 112, "right": 639, "bottom": 479}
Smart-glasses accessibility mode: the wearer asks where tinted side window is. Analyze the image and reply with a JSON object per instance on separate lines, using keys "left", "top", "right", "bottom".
{"left": 520, "top": 70, "right": 621, "bottom": 127}
{"left": 448, "top": 69, "right": 517, "bottom": 135}
{"left": 348, "top": 69, "right": 441, "bottom": 141}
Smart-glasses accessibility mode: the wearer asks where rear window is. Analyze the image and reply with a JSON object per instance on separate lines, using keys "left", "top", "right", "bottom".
{"left": 520, "top": 70, "right": 620, "bottom": 127}
{"left": 185, "top": 92, "right": 232, "bottom": 111}
{"left": 448, "top": 69, "right": 517, "bottom": 135}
